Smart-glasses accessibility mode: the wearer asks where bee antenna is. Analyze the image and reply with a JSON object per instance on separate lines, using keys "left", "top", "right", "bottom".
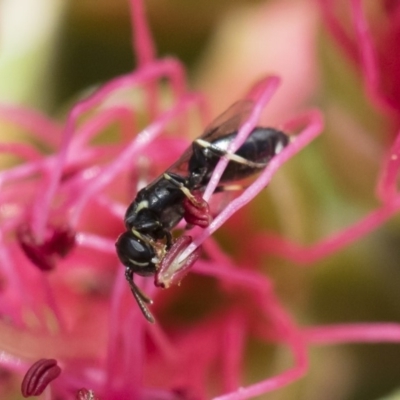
{"left": 125, "top": 268, "right": 155, "bottom": 323}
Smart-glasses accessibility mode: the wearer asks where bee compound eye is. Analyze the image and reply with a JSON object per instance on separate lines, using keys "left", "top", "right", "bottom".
{"left": 115, "top": 232, "right": 155, "bottom": 272}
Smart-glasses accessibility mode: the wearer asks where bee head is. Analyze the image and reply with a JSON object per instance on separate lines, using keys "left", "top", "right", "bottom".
{"left": 115, "top": 231, "right": 156, "bottom": 276}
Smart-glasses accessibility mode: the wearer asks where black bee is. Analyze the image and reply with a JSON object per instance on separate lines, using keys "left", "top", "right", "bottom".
{"left": 115, "top": 100, "right": 289, "bottom": 322}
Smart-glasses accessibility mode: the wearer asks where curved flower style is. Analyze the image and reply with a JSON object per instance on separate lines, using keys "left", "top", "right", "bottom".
{"left": 0, "top": 0, "right": 399, "bottom": 399}
{"left": 319, "top": 0, "right": 400, "bottom": 117}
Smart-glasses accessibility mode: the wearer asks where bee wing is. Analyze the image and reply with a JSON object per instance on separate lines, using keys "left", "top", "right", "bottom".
{"left": 201, "top": 99, "right": 254, "bottom": 142}
{"left": 166, "top": 100, "right": 254, "bottom": 177}
{"left": 165, "top": 144, "right": 195, "bottom": 176}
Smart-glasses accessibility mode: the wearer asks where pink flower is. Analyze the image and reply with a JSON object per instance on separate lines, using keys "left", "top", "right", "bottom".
{"left": 0, "top": 0, "right": 400, "bottom": 399}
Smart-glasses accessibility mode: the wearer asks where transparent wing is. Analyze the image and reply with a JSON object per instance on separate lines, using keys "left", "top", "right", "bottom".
{"left": 201, "top": 100, "right": 254, "bottom": 142}
{"left": 166, "top": 99, "right": 254, "bottom": 177}
{"left": 165, "top": 144, "right": 195, "bottom": 177}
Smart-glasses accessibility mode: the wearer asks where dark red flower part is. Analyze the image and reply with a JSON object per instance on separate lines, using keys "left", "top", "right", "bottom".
{"left": 17, "top": 223, "right": 76, "bottom": 271}
{"left": 172, "top": 387, "right": 200, "bottom": 400}
{"left": 182, "top": 191, "right": 211, "bottom": 228}
{"left": 21, "top": 358, "right": 62, "bottom": 398}
{"left": 155, "top": 235, "right": 202, "bottom": 288}
{"left": 76, "top": 388, "right": 99, "bottom": 400}
{"left": 384, "top": 0, "right": 400, "bottom": 14}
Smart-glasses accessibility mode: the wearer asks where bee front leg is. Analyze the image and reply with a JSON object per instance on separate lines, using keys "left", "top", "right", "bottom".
{"left": 125, "top": 268, "right": 155, "bottom": 323}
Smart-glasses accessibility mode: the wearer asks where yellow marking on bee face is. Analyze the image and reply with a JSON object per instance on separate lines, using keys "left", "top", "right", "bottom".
{"left": 131, "top": 229, "right": 152, "bottom": 246}
{"left": 136, "top": 200, "right": 149, "bottom": 213}
{"left": 129, "top": 258, "right": 149, "bottom": 267}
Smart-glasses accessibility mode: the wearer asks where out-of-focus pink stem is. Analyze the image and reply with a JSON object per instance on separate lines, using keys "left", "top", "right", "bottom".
{"left": 320, "top": 0, "right": 395, "bottom": 112}
{"left": 0, "top": 105, "right": 61, "bottom": 148}
{"left": 105, "top": 268, "right": 127, "bottom": 391}
{"left": 0, "top": 231, "right": 27, "bottom": 325}
{"left": 147, "top": 323, "right": 177, "bottom": 364}
{"left": 255, "top": 195, "right": 400, "bottom": 265}
{"left": 0, "top": 143, "right": 43, "bottom": 163}
{"left": 39, "top": 275, "right": 68, "bottom": 333}
{"left": 75, "top": 233, "right": 115, "bottom": 253}
{"left": 318, "top": 0, "right": 357, "bottom": 62}
{"left": 0, "top": 351, "right": 27, "bottom": 374}
{"left": 0, "top": 148, "right": 93, "bottom": 187}
{"left": 350, "top": 0, "right": 379, "bottom": 98}
{"left": 71, "top": 106, "right": 136, "bottom": 151}
{"left": 213, "top": 333, "right": 308, "bottom": 400}
{"left": 376, "top": 129, "right": 400, "bottom": 202}
{"left": 350, "top": 0, "right": 395, "bottom": 112}
{"left": 129, "top": 0, "right": 155, "bottom": 66}
{"left": 193, "top": 259, "right": 269, "bottom": 295}
{"left": 304, "top": 323, "right": 400, "bottom": 344}
{"left": 122, "top": 308, "right": 145, "bottom": 399}
{"left": 221, "top": 313, "right": 246, "bottom": 392}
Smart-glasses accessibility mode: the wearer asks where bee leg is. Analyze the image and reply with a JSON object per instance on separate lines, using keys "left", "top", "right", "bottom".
{"left": 165, "top": 230, "right": 173, "bottom": 249}
{"left": 125, "top": 268, "right": 155, "bottom": 323}
{"left": 163, "top": 173, "right": 197, "bottom": 202}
